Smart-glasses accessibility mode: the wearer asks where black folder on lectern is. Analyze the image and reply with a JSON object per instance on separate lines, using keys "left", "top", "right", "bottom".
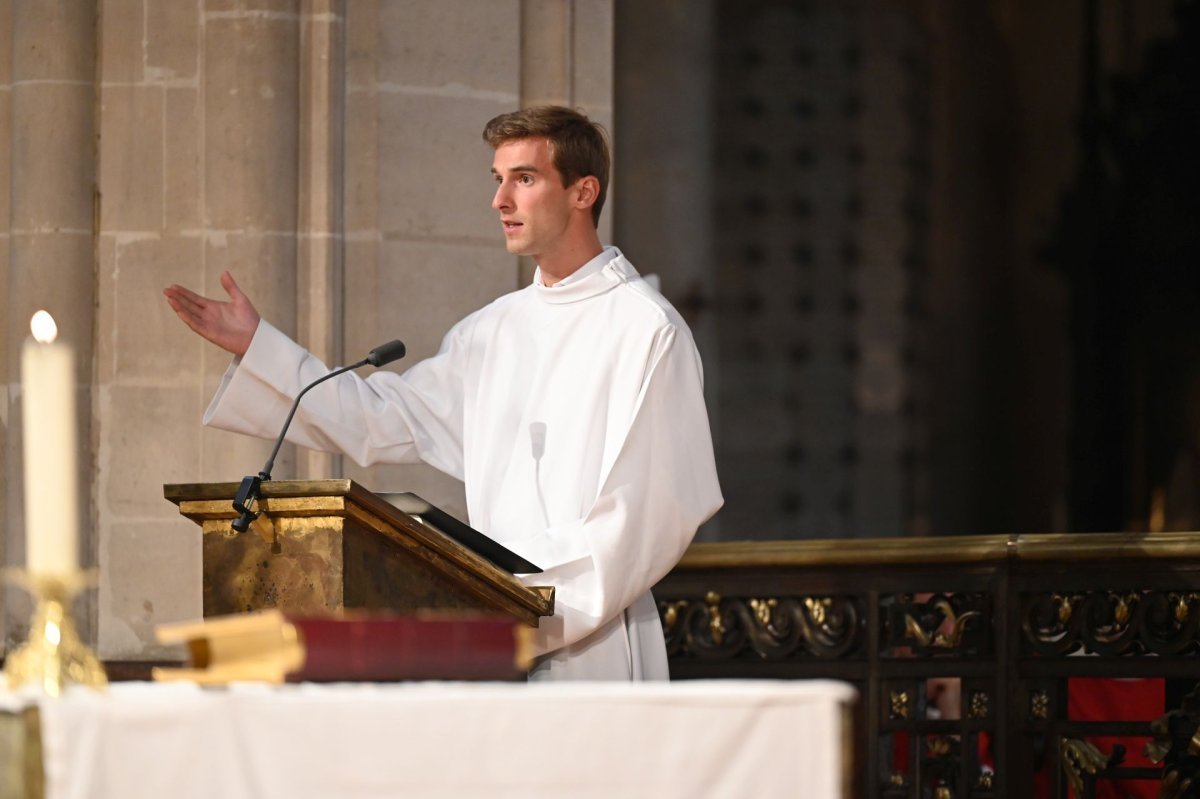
{"left": 379, "top": 492, "right": 543, "bottom": 575}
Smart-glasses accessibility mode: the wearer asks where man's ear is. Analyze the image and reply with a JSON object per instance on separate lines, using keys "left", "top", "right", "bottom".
{"left": 574, "top": 176, "right": 600, "bottom": 211}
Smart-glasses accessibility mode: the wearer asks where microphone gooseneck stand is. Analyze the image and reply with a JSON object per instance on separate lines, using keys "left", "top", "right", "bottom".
{"left": 231, "top": 339, "right": 407, "bottom": 533}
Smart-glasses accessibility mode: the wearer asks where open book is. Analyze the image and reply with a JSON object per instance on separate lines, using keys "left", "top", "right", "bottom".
{"left": 379, "top": 492, "right": 542, "bottom": 574}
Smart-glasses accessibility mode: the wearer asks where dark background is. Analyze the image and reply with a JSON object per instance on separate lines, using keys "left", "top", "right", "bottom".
{"left": 612, "top": 0, "right": 1200, "bottom": 540}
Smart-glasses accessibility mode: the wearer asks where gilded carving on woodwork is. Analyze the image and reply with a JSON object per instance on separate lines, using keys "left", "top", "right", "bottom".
{"left": 890, "top": 689, "right": 911, "bottom": 720}
{"left": 967, "top": 691, "right": 989, "bottom": 720}
{"left": 1158, "top": 771, "right": 1196, "bottom": 799}
{"left": 922, "top": 735, "right": 961, "bottom": 796}
{"left": 1113, "top": 592, "right": 1135, "bottom": 625}
{"left": 749, "top": 597, "right": 778, "bottom": 628}
{"left": 1022, "top": 590, "right": 1200, "bottom": 657}
{"left": 902, "top": 598, "right": 979, "bottom": 648}
{"left": 975, "top": 770, "right": 993, "bottom": 791}
{"left": 705, "top": 591, "right": 725, "bottom": 645}
{"left": 1030, "top": 689, "right": 1049, "bottom": 721}
{"left": 1056, "top": 593, "right": 1075, "bottom": 624}
{"left": 926, "top": 736, "right": 952, "bottom": 757}
{"left": 1060, "top": 738, "right": 1121, "bottom": 798}
{"left": 805, "top": 597, "right": 828, "bottom": 625}
{"left": 1147, "top": 682, "right": 1200, "bottom": 799}
{"left": 1176, "top": 594, "right": 1197, "bottom": 624}
{"left": 658, "top": 592, "right": 863, "bottom": 661}
{"left": 884, "top": 593, "right": 990, "bottom": 656}
{"left": 662, "top": 600, "right": 688, "bottom": 629}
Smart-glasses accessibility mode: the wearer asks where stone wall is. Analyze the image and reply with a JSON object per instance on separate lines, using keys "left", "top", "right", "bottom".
{"left": 2, "top": 0, "right": 99, "bottom": 647}
{"left": 1, "top": 0, "right": 613, "bottom": 659}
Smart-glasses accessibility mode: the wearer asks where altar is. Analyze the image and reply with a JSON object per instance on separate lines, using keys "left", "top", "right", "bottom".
{"left": 4, "top": 679, "right": 855, "bottom": 798}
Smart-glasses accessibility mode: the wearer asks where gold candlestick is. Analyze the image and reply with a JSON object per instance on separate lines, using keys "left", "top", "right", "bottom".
{"left": 3, "top": 570, "right": 107, "bottom": 696}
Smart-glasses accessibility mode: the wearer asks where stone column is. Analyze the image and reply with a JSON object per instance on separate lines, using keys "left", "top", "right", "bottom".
{"left": 520, "top": 0, "right": 613, "bottom": 141}
{"left": 340, "top": 0, "right": 524, "bottom": 519}
{"left": 295, "top": 0, "right": 346, "bottom": 479}
{"left": 4, "top": 0, "right": 98, "bottom": 649}
{"left": 195, "top": 0, "right": 302, "bottom": 490}
{"left": 0, "top": 0, "right": 10, "bottom": 643}
{"left": 93, "top": 0, "right": 310, "bottom": 657}
{"left": 93, "top": 0, "right": 212, "bottom": 657}
{"left": 518, "top": 0, "right": 614, "bottom": 281}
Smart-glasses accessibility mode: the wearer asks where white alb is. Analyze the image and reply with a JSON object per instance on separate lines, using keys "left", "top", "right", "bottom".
{"left": 204, "top": 247, "right": 723, "bottom": 680}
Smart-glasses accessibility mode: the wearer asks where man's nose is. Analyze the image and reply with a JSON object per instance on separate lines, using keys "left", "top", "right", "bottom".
{"left": 492, "top": 183, "right": 511, "bottom": 211}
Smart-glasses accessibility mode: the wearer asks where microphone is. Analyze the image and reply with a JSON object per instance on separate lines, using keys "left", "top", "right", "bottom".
{"left": 365, "top": 339, "right": 407, "bottom": 367}
{"left": 529, "top": 421, "right": 546, "bottom": 461}
{"left": 231, "top": 339, "right": 407, "bottom": 533}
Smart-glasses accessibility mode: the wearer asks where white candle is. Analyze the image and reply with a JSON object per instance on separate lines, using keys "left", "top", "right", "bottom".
{"left": 22, "top": 311, "right": 79, "bottom": 577}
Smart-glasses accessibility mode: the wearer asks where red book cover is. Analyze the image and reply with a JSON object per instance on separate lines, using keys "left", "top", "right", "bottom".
{"left": 154, "top": 610, "right": 534, "bottom": 684}
{"left": 289, "top": 614, "right": 531, "bottom": 682}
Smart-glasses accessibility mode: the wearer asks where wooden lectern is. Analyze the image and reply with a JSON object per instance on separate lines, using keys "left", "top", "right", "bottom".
{"left": 163, "top": 480, "right": 553, "bottom": 627}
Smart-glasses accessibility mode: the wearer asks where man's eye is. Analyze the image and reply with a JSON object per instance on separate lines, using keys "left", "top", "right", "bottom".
{"left": 519, "top": 175, "right": 534, "bottom": 185}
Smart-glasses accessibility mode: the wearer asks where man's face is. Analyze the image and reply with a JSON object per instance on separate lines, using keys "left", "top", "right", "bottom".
{"left": 490, "top": 138, "right": 576, "bottom": 262}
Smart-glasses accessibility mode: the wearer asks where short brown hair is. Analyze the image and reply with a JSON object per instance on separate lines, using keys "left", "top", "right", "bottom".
{"left": 483, "top": 106, "right": 610, "bottom": 227}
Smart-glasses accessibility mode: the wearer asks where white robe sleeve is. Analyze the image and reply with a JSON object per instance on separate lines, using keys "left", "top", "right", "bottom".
{"left": 505, "top": 324, "right": 724, "bottom": 656}
{"left": 203, "top": 319, "right": 471, "bottom": 479}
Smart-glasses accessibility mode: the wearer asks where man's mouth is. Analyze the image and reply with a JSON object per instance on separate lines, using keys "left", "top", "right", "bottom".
{"left": 502, "top": 221, "right": 523, "bottom": 233}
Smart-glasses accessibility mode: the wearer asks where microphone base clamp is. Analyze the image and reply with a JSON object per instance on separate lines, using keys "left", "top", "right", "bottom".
{"left": 231, "top": 472, "right": 267, "bottom": 533}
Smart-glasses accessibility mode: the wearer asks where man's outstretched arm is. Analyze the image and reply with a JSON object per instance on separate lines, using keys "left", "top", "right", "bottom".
{"left": 163, "top": 270, "right": 261, "bottom": 357}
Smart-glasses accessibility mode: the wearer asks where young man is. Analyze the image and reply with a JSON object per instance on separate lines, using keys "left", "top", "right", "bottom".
{"left": 163, "top": 106, "right": 722, "bottom": 680}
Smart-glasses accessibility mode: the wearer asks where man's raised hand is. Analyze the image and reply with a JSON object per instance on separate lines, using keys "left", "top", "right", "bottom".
{"left": 163, "top": 271, "right": 261, "bottom": 357}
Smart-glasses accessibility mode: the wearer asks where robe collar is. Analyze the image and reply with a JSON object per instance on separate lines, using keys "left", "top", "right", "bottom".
{"left": 533, "top": 246, "right": 635, "bottom": 305}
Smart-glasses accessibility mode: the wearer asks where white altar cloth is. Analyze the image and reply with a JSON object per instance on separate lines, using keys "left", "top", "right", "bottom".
{"left": 25, "top": 679, "right": 854, "bottom": 799}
